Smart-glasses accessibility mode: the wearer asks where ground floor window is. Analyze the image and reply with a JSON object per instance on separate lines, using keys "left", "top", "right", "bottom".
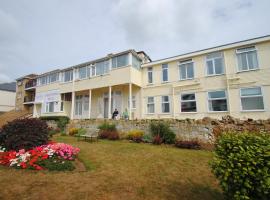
{"left": 147, "top": 97, "right": 155, "bottom": 113}
{"left": 161, "top": 96, "right": 170, "bottom": 113}
{"left": 208, "top": 90, "right": 228, "bottom": 111}
{"left": 181, "top": 93, "right": 197, "bottom": 112}
{"left": 46, "top": 102, "right": 56, "bottom": 113}
{"left": 240, "top": 87, "right": 264, "bottom": 111}
{"left": 128, "top": 95, "right": 136, "bottom": 109}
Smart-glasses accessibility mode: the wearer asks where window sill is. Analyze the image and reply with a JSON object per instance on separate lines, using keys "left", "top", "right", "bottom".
{"left": 206, "top": 74, "right": 225, "bottom": 77}
{"left": 236, "top": 68, "right": 259, "bottom": 73}
{"left": 161, "top": 81, "right": 169, "bottom": 84}
{"left": 207, "top": 111, "right": 229, "bottom": 113}
{"left": 179, "top": 112, "right": 198, "bottom": 114}
{"left": 241, "top": 109, "right": 265, "bottom": 112}
{"left": 179, "top": 78, "right": 194, "bottom": 81}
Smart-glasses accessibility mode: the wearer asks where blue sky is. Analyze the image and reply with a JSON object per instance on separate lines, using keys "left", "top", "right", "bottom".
{"left": 0, "top": 0, "right": 269, "bottom": 82}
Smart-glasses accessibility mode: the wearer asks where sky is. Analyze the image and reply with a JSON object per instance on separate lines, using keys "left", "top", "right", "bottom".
{"left": 0, "top": 0, "right": 270, "bottom": 83}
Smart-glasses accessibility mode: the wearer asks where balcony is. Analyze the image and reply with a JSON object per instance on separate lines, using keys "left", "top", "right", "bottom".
{"left": 25, "top": 80, "right": 37, "bottom": 90}
{"left": 23, "top": 96, "right": 35, "bottom": 104}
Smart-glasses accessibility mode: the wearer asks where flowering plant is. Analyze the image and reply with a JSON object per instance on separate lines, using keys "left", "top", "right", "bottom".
{"left": 0, "top": 143, "right": 80, "bottom": 170}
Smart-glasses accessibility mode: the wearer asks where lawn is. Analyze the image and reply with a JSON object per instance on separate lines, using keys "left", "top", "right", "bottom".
{"left": 0, "top": 135, "right": 223, "bottom": 200}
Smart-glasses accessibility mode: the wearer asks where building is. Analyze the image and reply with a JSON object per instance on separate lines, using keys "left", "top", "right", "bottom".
{"left": 16, "top": 35, "right": 270, "bottom": 120}
{"left": 15, "top": 74, "right": 37, "bottom": 112}
{"left": 0, "top": 82, "right": 16, "bottom": 114}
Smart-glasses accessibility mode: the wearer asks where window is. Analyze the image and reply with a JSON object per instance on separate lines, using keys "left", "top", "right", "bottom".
{"left": 236, "top": 46, "right": 258, "bottom": 71}
{"left": 161, "top": 96, "right": 170, "bottom": 113}
{"left": 208, "top": 90, "right": 228, "bottom": 111}
{"left": 40, "top": 76, "right": 47, "bottom": 85}
{"left": 147, "top": 97, "right": 155, "bottom": 113}
{"left": 179, "top": 60, "right": 194, "bottom": 80}
{"left": 112, "top": 54, "right": 129, "bottom": 68}
{"left": 78, "top": 67, "right": 87, "bottom": 79}
{"left": 96, "top": 60, "right": 109, "bottom": 76}
{"left": 91, "top": 65, "right": 96, "bottom": 77}
{"left": 60, "top": 101, "right": 64, "bottom": 112}
{"left": 63, "top": 70, "right": 73, "bottom": 82}
{"left": 147, "top": 67, "right": 153, "bottom": 84}
{"left": 240, "top": 87, "right": 264, "bottom": 111}
{"left": 132, "top": 55, "right": 141, "bottom": 69}
{"left": 206, "top": 52, "right": 224, "bottom": 75}
{"left": 46, "top": 102, "right": 55, "bottom": 113}
{"left": 49, "top": 73, "right": 59, "bottom": 83}
{"left": 128, "top": 95, "right": 136, "bottom": 109}
{"left": 181, "top": 93, "right": 197, "bottom": 112}
{"left": 162, "top": 64, "right": 168, "bottom": 82}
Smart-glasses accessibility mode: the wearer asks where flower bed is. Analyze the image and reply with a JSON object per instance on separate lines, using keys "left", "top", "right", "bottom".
{"left": 0, "top": 142, "right": 80, "bottom": 171}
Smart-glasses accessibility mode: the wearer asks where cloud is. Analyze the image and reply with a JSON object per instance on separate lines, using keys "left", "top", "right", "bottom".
{"left": 0, "top": 74, "right": 12, "bottom": 83}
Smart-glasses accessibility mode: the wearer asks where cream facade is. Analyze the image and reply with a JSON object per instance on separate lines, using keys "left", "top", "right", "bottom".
{"left": 30, "top": 36, "right": 270, "bottom": 120}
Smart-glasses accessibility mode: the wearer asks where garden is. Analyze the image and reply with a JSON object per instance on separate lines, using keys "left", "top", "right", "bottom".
{"left": 0, "top": 118, "right": 269, "bottom": 200}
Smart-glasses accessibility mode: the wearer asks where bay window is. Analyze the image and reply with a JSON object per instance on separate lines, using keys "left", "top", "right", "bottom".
{"left": 240, "top": 87, "right": 264, "bottom": 111}
{"left": 63, "top": 70, "right": 73, "bottom": 82}
{"left": 112, "top": 54, "right": 129, "bottom": 68}
{"left": 96, "top": 60, "right": 109, "bottom": 76}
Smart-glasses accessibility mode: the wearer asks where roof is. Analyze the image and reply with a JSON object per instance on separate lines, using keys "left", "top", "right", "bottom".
{"left": 0, "top": 82, "right": 16, "bottom": 92}
{"left": 142, "top": 34, "right": 270, "bottom": 67}
{"left": 16, "top": 74, "right": 37, "bottom": 81}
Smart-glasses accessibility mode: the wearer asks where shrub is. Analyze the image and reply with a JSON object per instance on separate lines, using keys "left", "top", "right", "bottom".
{"left": 127, "top": 130, "right": 144, "bottom": 142}
{"left": 99, "top": 130, "right": 119, "bottom": 140}
{"left": 48, "top": 127, "right": 61, "bottom": 137}
{"left": 152, "top": 135, "right": 163, "bottom": 145}
{"left": 76, "top": 128, "right": 86, "bottom": 136}
{"left": 142, "top": 134, "right": 153, "bottom": 143}
{"left": 175, "top": 140, "right": 201, "bottom": 149}
{"left": 210, "top": 132, "right": 270, "bottom": 200}
{"left": 68, "top": 128, "right": 79, "bottom": 136}
{"left": 0, "top": 118, "right": 49, "bottom": 151}
{"left": 150, "top": 121, "right": 176, "bottom": 144}
{"left": 40, "top": 116, "right": 69, "bottom": 132}
{"left": 98, "top": 122, "right": 116, "bottom": 132}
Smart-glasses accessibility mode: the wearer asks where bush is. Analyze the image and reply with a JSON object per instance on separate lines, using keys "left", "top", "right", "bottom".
{"left": 98, "top": 122, "right": 116, "bottom": 132}
{"left": 152, "top": 135, "right": 163, "bottom": 145}
{"left": 150, "top": 121, "right": 176, "bottom": 144}
{"left": 48, "top": 127, "right": 61, "bottom": 137}
{"left": 127, "top": 130, "right": 144, "bottom": 142}
{"left": 36, "top": 158, "right": 75, "bottom": 171}
{"left": 210, "top": 132, "right": 270, "bottom": 200}
{"left": 99, "top": 130, "right": 119, "bottom": 140}
{"left": 40, "top": 116, "right": 69, "bottom": 132}
{"left": 175, "top": 140, "right": 201, "bottom": 149}
{"left": 0, "top": 118, "right": 49, "bottom": 151}
{"left": 142, "top": 134, "right": 153, "bottom": 143}
{"left": 68, "top": 128, "right": 79, "bottom": 136}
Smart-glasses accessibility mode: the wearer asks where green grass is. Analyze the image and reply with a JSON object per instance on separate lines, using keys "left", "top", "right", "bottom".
{"left": 0, "top": 135, "right": 223, "bottom": 200}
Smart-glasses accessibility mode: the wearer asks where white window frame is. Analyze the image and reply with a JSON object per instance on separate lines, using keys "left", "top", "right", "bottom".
{"left": 128, "top": 95, "right": 136, "bottom": 109}
{"left": 180, "top": 93, "right": 197, "bottom": 113}
{"left": 162, "top": 64, "right": 168, "bottom": 83}
{"left": 147, "top": 96, "right": 155, "bottom": 114}
{"left": 147, "top": 67, "right": 153, "bottom": 84}
{"left": 205, "top": 52, "right": 225, "bottom": 76}
{"left": 207, "top": 90, "right": 228, "bottom": 112}
{"left": 179, "top": 59, "right": 194, "bottom": 80}
{"left": 161, "top": 95, "right": 170, "bottom": 113}
{"left": 240, "top": 86, "right": 265, "bottom": 112}
{"left": 236, "top": 46, "right": 259, "bottom": 72}
{"left": 45, "top": 101, "right": 56, "bottom": 113}
{"left": 78, "top": 66, "right": 88, "bottom": 80}
{"left": 112, "top": 54, "right": 129, "bottom": 69}
{"left": 62, "top": 70, "right": 73, "bottom": 83}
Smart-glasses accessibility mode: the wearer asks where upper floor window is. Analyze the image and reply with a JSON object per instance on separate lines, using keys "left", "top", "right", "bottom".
{"left": 240, "top": 87, "right": 264, "bottom": 111}
{"left": 147, "top": 67, "right": 153, "bottom": 84}
{"left": 63, "top": 70, "right": 73, "bottom": 82}
{"left": 162, "top": 64, "right": 168, "bottom": 82}
{"left": 206, "top": 52, "right": 224, "bottom": 75}
{"left": 112, "top": 54, "right": 129, "bottom": 69}
{"left": 40, "top": 76, "right": 47, "bottom": 85}
{"left": 147, "top": 97, "right": 155, "bottom": 113}
{"left": 49, "top": 73, "right": 59, "bottom": 83}
{"left": 236, "top": 46, "right": 258, "bottom": 72}
{"left": 78, "top": 66, "right": 88, "bottom": 79}
{"left": 132, "top": 55, "right": 141, "bottom": 69}
{"left": 161, "top": 96, "right": 170, "bottom": 113}
{"left": 179, "top": 59, "right": 194, "bottom": 80}
{"left": 208, "top": 90, "right": 228, "bottom": 112}
{"left": 181, "top": 93, "right": 197, "bottom": 112}
{"left": 95, "top": 60, "right": 109, "bottom": 76}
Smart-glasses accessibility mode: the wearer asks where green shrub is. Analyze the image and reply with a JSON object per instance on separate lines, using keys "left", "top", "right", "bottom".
{"left": 40, "top": 116, "right": 69, "bottom": 131}
{"left": 0, "top": 118, "right": 49, "bottom": 151}
{"left": 150, "top": 121, "right": 176, "bottom": 144}
{"left": 142, "top": 134, "right": 153, "bottom": 143}
{"left": 127, "top": 130, "right": 144, "bottom": 142}
{"left": 98, "top": 122, "right": 116, "bottom": 132}
{"left": 152, "top": 135, "right": 163, "bottom": 145}
{"left": 210, "top": 132, "right": 270, "bottom": 200}
{"left": 77, "top": 128, "right": 86, "bottom": 136}
{"left": 36, "top": 158, "right": 75, "bottom": 171}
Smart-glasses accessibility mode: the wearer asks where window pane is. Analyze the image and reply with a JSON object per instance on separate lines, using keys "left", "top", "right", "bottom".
{"left": 180, "top": 65, "right": 186, "bottom": 79}
{"left": 112, "top": 54, "right": 129, "bottom": 68}
{"left": 162, "top": 96, "right": 169, "bottom": 102}
{"left": 181, "top": 93, "right": 195, "bottom": 101}
{"left": 147, "top": 104, "right": 154, "bottom": 113}
{"left": 96, "top": 60, "right": 109, "bottom": 75}
{"left": 241, "top": 97, "right": 264, "bottom": 110}
{"left": 209, "top": 99, "right": 227, "bottom": 111}
{"left": 187, "top": 64, "right": 194, "bottom": 78}
{"left": 208, "top": 91, "right": 226, "bottom": 99}
{"left": 247, "top": 51, "right": 258, "bottom": 69}
{"left": 132, "top": 56, "right": 141, "bottom": 69}
{"left": 181, "top": 101, "right": 197, "bottom": 112}
{"left": 237, "top": 53, "right": 248, "bottom": 71}
{"left": 162, "top": 68, "right": 168, "bottom": 81}
{"left": 148, "top": 71, "right": 153, "bottom": 83}
{"left": 206, "top": 52, "right": 222, "bottom": 59}
{"left": 79, "top": 67, "right": 87, "bottom": 79}
{"left": 214, "top": 58, "right": 224, "bottom": 74}
{"left": 162, "top": 103, "right": 170, "bottom": 113}
{"left": 241, "top": 87, "right": 262, "bottom": 96}
{"left": 207, "top": 60, "right": 214, "bottom": 75}
{"left": 148, "top": 97, "right": 154, "bottom": 103}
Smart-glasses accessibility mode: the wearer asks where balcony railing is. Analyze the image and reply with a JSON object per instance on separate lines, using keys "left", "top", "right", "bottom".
{"left": 25, "top": 80, "right": 37, "bottom": 89}
{"left": 24, "top": 96, "right": 35, "bottom": 103}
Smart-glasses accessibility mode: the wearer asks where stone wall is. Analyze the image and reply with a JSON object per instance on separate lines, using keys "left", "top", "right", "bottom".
{"left": 66, "top": 116, "right": 270, "bottom": 144}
